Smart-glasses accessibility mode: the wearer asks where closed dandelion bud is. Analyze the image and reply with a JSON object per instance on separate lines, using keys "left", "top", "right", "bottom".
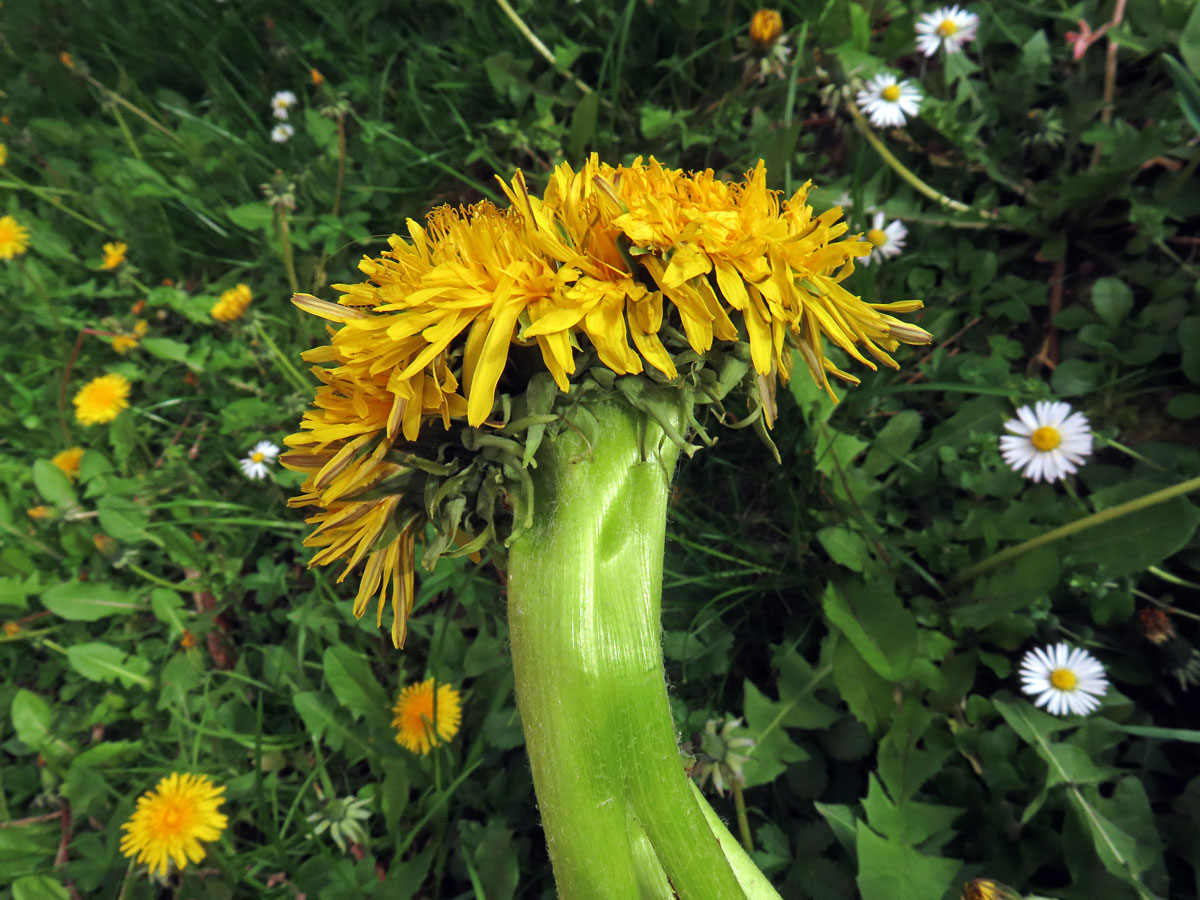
{"left": 749, "top": 9, "right": 784, "bottom": 47}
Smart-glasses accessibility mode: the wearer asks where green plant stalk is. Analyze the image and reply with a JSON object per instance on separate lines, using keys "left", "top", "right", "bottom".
{"left": 277, "top": 208, "right": 300, "bottom": 295}
{"left": 950, "top": 474, "right": 1200, "bottom": 585}
{"left": 508, "top": 399, "right": 780, "bottom": 899}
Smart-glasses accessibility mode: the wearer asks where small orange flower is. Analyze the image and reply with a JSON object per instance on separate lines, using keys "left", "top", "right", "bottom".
{"left": 161, "top": 277, "right": 175, "bottom": 287}
{"left": 1139, "top": 608, "right": 1176, "bottom": 645}
{"left": 180, "top": 630, "right": 197, "bottom": 649}
{"left": 311, "top": 68, "right": 325, "bottom": 85}
{"left": 749, "top": 9, "right": 784, "bottom": 46}
{"left": 59, "top": 51, "right": 75, "bottom": 70}
{"left": 27, "top": 506, "right": 50, "bottom": 520}
{"left": 93, "top": 533, "right": 118, "bottom": 556}
{"left": 0, "top": 116, "right": 10, "bottom": 126}
{"left": 131, "top": 299, "right": 147, "bottom": 315}
{"left": 2, "top": 621, "right": 21, "bottom": 637}
{"left": 112, "top": 334, "right": 139, "bottom": 354}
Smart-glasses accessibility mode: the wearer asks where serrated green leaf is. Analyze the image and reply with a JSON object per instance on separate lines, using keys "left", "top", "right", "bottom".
{"left": 854, "top": 821, "right": 960, "bottom": 900}
{"left": 822, "top": 580, "right": 916, "bottom": 681}
{"left": 817, "top": 526, "right": 870, "bottom": 572}
{"left": 322, "top": 646, "right": 391, "bottom": 727}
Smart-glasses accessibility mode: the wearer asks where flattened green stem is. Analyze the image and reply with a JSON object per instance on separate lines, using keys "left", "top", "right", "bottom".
{"left": 508, "top": 399, "right": 775, "bottom": 899}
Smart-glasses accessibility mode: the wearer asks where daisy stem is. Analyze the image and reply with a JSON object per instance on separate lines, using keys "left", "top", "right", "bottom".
{"left": 950, "top": 474, "right": 1200, "bottom": 586}
{"left": 507, "top": 398, "right": 780, "bottom": 900}
{"left": 731, "top": 781, "right": 753, "bottom": 853}
{"left": 844, "top": 99, "right": 989, "bottom": 219}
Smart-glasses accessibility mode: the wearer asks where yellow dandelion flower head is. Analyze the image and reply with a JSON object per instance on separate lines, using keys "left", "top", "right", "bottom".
{"left": 111, "top": 334, "right": 140, "bottom": 354}
{"left": 0, "top": 143, "right": 7, "bottom": 166}
{"left": 26, "top": 505, "right": 50, "bottom": 520}
{"left": 392, "top": 678, "right": 462, "bottom": 754}
{"left": 962, "top": 879, "right": 1021, "bottom": 900}
{"left": 749, "top": 9, "right": 784, "bottom": 46}
{"left": 2, "top": 621, "right": 20, "bottom": 637}
{"left": 119, "top": 772, "right": 228, "bottom": 878}
{"left": 211, "top": 283, "right": 253, "bottom": 322}
{"left": 73, "top": 373, "right": 131, "bottom": 425}
{"left": 51, "top": 447, "right": 85, "bottom": 480}
{"left": 283, "top": 157, "right": 930, "bottom": 646}
{"left": 0, "top": 214, "right": 30, "bottom": 260}
{"left": 101, "top": 241, "right": 127, "bottom": 269}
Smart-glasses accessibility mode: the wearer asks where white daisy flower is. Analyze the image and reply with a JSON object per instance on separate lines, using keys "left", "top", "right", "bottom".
{"left": 915, "top": 6, "right": 980, "bottom": 56}
{"left": 239, "top": 440, "right": 280, "bottom": 480}
{"left": 271, "top": 123, "right": 295, "bottom": 144}
{"left": 859, "top": 211, "right": 907, "bottom": 265}
{"left": 271, "top": 90, "right": 298, "bottom": 119}
{"left": 1019, "top": 643, "right": 1108, "bottom": 717}
{"left": 999, "top": 401, "right": 1093, "bottom": 483}
{"left": 856, "top": 74, "right": 922, "bottom": 129}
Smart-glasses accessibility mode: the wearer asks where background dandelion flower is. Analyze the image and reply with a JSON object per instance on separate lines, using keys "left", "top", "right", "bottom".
{"left": 51, "top": 447, "right": 85, "bottom": 480}
{"left": 211, "top": 284, "right": 253, "bottom": 322}
{"left": 0, "top": 215, "right": 30, "bottom": 259}
{"left": 1019, "top": 643, "right": 1108, "bottom": 716}
{"left": 392, "top": 678, "right": 462, "bottom": 754}
{"left": 119, "top": 772, "right": 227, "bottom": 878}
{"left": 73, "top": 373, "right": 131, "bottom": 425}
{"left": 101, "top": 241, "right": 127, "bottom": 269}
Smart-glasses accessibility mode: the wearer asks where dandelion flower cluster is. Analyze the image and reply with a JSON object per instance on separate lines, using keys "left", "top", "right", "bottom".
{"left": 239, "top": 440, "right": 280, "bottom": 480}
{"left": 860, "top": 211, "right": 907, "bottom": 265}
{"left": 101, "top": 241, "right": 127, "bottom": 269}
{"left": 0, "top": 214, "right": 30, "bottom": 260}
{"left": 73, "top": 373, "right": 131, "bottom": 425}
{"left": 1019, "top": 643, "right": 1108, "bottom": 716}
{"left": 51, "top": 447, "right": 85, "bottom": 480}
{"left": 999, "top": 400, "right": 1092, "bottom": 483}
{"left": 392, "top": 678, "right": 463, "bottom": 754}
{"left": 915, "top": 6, "right": 980, "bottom": 57}
{"left": 119, "top": 773, "right": 228, "bottom": 877}
{"left": 211, "top": 284, "right": 253, "bottom": 322}
{"left": 284, "top": 156, "right": 931, "bottom": 645}
{"left": 856, "top": 74, "right": 922, "bottom": 129}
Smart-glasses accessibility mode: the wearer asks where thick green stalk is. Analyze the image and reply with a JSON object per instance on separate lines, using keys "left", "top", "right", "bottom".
{"left": 508, "top": 399, "right": 774, "bottom": 899}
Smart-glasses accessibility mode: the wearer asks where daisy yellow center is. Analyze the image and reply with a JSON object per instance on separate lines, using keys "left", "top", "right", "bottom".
{"left": 937, "top": 18, "right": 959, "bottom": 37}
{"left": 866, "top": 228, "right": 889, "bottom": 247}
{"left": 881, "top": 84, "right": 902, "bottom": 102}
{"left": 252, "top": 451, "right": 265, "bottom": 463}
{"left": 1050, "top": 668, "right": 1078, "bottom": 691}
{"left": 1031, "top": 425, "right": 1061, "bottom": 451}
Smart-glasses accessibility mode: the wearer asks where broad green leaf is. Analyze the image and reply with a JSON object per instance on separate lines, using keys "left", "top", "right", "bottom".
{"left": 31, "top": 460, "right": 76, "bottom": 508}
{"left": 1091, "top": 276, "right": 1134, "bottom": 327}
{"left": 474, "top": 822, "right": 520, "bottom": 900}
{"left": 568, "top": 91, "right": 600, "bottom": 161}
{"left": 1064, "top": 495, "right": 1200, "bottom": 577}
{"left": 71, "top": 740, "right": 143, "bottom": 769}
{"left": 877, "top": 702, "right": 950, "bottom": 804}
{"left": 11, "top": 876, "right": 71, "bottom": 900}
{"left": 1180, "top": 7, "right": 1200, "bottom": 77}
{"left": 830, "top": 634, "right": 894, "bottom": 733}
{"left": 1069, "top": 786, "right": 1166, "bottom": 899}
{"left": 11, "top": 689, "right": 53, "bottom": 751}
{"left": 97, "top": 496, "right": 161, "bottom": 547}
{"left": 773, "top": 647, "right": 840, "bottom": 729}
{"left": 822, "top": 580, "right": 916, "bottom": 681}
{"left": 951, "top": 547, "right": 1060, "bottom": 631}
{"left": 66, "top": 642, "right": 154, "bottom": 688}
{"left": 862, "top": 411, "right": 922, "bottom": 476}
{"left": 854, "top": 821, "right": 960, "bottom": 900}
{"left": 140, "top": 336, "right": 196, "bottom": 367}
{"left": 41, "top": 582, "right": 142, "bottom": 621}
{"left": 322, "top": 646, "right": 392, "bottom": 727}
{"left": 817, "top": 526, "right": 870, "bottom": 572}
{"left": 813, "top": 802, "right": 858, "bottom": 855}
